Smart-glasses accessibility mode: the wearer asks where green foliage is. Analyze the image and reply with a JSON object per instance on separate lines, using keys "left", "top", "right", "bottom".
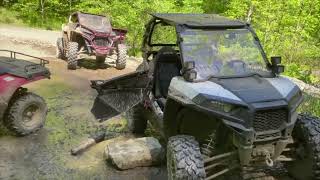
{"left": 284, "top": 63, "right": 320, "bottom": 85}
{"left": 300, "top": 94, "right": 320, "bottom": 117}
{"left": 218, "top": 0, "right": 320, "bottom": 68}
{"left": 0, "top": 8, "right": 23, "bottom": 24}
{"left": 2, "top": 0, "right": 320, "bottom": 68}
{"left": 202, "top": 0, "right": 320, "bottom": 84}
{"left": 3, "top": 0, "right": 203, "bottom": 55}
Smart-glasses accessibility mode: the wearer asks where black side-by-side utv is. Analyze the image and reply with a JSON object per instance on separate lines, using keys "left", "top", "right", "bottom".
{"left": 90, "top": 14, "right": 320, "bottom": 180}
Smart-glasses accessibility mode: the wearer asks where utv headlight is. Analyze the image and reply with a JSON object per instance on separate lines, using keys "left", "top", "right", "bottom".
{"left": 210, "top": 100, "right": 234, "bottom": 113}
{"left": 223, "top": 104, "right": 234, "bottom": 113}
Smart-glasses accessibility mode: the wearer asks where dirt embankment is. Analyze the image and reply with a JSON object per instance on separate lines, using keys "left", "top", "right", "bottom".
{"left": 0, "top": 24, "right": 166, "bottom": 180}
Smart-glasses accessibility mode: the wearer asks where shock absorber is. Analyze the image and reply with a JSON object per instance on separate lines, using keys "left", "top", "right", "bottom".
{"left": 201, "top": 132, "right": 216, "bottom": 158}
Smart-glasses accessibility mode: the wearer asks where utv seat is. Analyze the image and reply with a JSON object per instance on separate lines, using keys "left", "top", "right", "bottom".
{"left": 153, "top": 47, "right": 181, "bottom": 109}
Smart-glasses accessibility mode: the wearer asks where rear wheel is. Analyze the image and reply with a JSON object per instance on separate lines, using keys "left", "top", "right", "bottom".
{"left": 167, "top": 135, "right": 206, "bottom": 180}
{"left": 67, "top": 42, "right": 78, "bottom": 70}
{"left": 4, "top": 92, "right": 47, "bottom": 136}
{"left": 287, "top": 114, "right": 320, "bottom": 180}
{"left": 126, "top": 103, "right": 147, "bottom": 134}
{"left": 56, "top": 37, "right": 65, "bottom": 59}
{"left": 115, "top": 43, "right": 127, "bottom": 70}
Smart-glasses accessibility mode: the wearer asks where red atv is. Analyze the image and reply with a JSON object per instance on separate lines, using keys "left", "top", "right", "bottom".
{"left": 56, "top": 12, "right": 128, "bottom": 70}
{"left": 0, "top": 50, "right": 50, "bottom": 136}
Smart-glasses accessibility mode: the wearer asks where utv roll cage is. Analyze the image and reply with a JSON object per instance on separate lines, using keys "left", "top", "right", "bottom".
{"left": 142, "top": 13, "right": 270, "bottom": 67}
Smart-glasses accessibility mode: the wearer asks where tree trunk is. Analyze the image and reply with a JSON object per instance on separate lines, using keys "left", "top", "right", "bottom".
{"left": 69, "top": 0, "right": 72, "bottom": 12}
{"left": 39, "top": 0, "right": 45, "bottom": 26}
{"left": 246, "top": 3, "right": 254, "bottom": 23}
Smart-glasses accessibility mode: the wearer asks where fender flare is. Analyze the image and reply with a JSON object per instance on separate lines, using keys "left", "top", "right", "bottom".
{"left": 0, "top": 75, "right": 45, "bottom": 119}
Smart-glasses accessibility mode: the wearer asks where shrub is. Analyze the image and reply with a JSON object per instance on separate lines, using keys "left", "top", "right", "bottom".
{"left": 0, "top": 8, "right": 23, "bottom": 25}
{"left": 284, "top": 63, "right": 320, "bottom": 85}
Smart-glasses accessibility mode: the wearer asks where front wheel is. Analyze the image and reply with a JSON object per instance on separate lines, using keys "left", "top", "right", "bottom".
{"left": 287, "top": 114, "right": 320, "bottom": 180}
{"left": 167, "top": 135, "right": 206, "bottom": 180}
{"left": 67, "top": 42, "right": 78, "bottom": 70}
{"left": 4, "top": 92, "right": 47, "bottom": 136}
{"left": 115, "top": 43, "right": 127, "bottom": 70}
{"left": 56, "top": 37, "right": 65, "bottom": 59}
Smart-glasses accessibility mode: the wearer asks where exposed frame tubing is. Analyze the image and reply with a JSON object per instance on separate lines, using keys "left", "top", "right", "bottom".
{"left": 204, "top": 151, "right": 237, "bottom": 164}
{"left": 205, "top": 159, "right": 229, "bottom": 171}
{"left": 205, "top": 165, "right": 239, "bottom": 180}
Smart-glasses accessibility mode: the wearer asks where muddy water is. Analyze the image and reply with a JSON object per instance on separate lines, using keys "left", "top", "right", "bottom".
{"left": 0, "top": 33, "right": 166, "bottom": 179}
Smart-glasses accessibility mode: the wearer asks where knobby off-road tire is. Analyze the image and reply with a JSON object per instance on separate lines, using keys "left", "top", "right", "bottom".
{"left": 126, "top": 103, "right": 147, "bottom": 134}
{"left": 62, "top": 35, "right": 68, "bottom": 58}
{"left": 115, "top": 43, "right": 127, "bottom": 70}
{"left": 67, "top": 42, "right": 78, "bottom": 70}
{"left": 4, "top": 92, "right": 47, "bottom": 136}
{"left": 56, "top": 37, "right": 65, "bottom": 59}
{"left": 167, "top": 135, "right": 206, "bottom": 180}
{"left": 288, "top": 114, "right": 320, "bottom": 180}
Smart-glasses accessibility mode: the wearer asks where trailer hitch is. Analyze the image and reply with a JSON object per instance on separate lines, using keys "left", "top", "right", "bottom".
{"left": 265, "top": 151, "right": 274, "bottom": 167}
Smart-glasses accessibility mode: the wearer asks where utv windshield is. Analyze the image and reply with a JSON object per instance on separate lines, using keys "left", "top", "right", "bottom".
{"left": 78, "top": 13, "right": 112, "bottom": 33}
{"left": 180, "top": 29, "right": 271, "bottom": 80}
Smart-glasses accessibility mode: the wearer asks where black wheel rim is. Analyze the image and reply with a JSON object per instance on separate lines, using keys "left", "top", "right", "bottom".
{"left": 22, "top": 103, "right": 42, "bottom": 127}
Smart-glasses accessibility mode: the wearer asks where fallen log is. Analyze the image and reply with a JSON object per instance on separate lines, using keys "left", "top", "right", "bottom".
{"left": 287, "top": 77, "right": 320, "bottom": 98}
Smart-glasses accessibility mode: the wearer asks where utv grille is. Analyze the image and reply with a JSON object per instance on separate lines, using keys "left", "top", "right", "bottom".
{"left": 94, "top": 38, "right": 110, "bottom": 46}
{"left": 256, "top": 132, "right": 281, "bottom": 141}
{"left": 253, "top": 109, "right": 287, "bottom": 132}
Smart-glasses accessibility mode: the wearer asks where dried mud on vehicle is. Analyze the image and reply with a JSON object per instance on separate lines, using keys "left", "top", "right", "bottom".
{"left": 57, "top": 12, "right": 128, "bottom": 70}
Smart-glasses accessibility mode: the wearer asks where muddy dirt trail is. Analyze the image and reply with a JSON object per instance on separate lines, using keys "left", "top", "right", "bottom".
{"left": 0, "top": 25, "right": 166, "bottom": 180}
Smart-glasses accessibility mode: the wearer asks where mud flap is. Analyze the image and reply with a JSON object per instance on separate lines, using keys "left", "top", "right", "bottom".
{"left": 91, "top": 70, "right": 149, "bottom": 122}
{"left": 91, "top": 89, "right": 144, "bottom": 122}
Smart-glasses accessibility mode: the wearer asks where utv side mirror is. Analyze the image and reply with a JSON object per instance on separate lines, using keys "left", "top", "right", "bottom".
{"left": 184, "top": 70, "right": 197, "bottom": 82}
{"left": 271, "top": 56, "right": 281, "bottom": 66}
{"left": 184, "top": 61, "right": 195, "bottom": 70}
{"left": 274, "top": 65, "right": 285, "bottom": 74}
{"left": 270, "top": 56, "right": 284, "bottom": 74}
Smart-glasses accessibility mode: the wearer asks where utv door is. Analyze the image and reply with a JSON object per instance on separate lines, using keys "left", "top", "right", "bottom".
{"left": 91, "top": 70, "right": 149, "bottom": 122}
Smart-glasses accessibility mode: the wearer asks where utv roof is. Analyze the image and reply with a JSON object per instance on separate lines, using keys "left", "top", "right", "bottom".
{"left": 151, "top": 13, "right": 247, "bottom": 28}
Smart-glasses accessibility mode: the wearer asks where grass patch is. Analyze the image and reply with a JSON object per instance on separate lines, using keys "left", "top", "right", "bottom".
{"left": 299, "top": 94, "right": 320, "bottom": 117}
{"left": 0, "top": 8, "right": 23, "bottom": 25}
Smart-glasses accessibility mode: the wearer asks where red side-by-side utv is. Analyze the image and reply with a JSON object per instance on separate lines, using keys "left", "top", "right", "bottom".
{"left": 0, "top": 50, "right": 50, "bottom": 136}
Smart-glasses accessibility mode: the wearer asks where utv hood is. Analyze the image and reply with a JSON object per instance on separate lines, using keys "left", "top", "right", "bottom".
{"left": 168, "top": 76, "right": 301, "bottom": 107}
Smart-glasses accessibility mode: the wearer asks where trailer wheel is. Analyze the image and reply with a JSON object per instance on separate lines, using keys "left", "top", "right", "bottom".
{"left": 287, "top": 113, "right": 320, "bottom": 180}
{"left": 67, "top": 42, "right": 78, "bottom": 70}
{"left": 126, "top": 103, "right": 147, "bottom": 134}
{"left": 56, "top": 37, "right": 65, "bottom": 59}
{"left": 115, "top": 43, "right": 127, "bottom": 70}
{"left": 4, "top": 92, "right": 47, "bottom": 136}
{"left": 167, "top": 135, "right": 206, "bottom": 180}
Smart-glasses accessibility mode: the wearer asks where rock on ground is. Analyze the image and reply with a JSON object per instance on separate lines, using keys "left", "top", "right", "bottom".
{"left": 105, "top": 137, "right": 164, "bottom": 170}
